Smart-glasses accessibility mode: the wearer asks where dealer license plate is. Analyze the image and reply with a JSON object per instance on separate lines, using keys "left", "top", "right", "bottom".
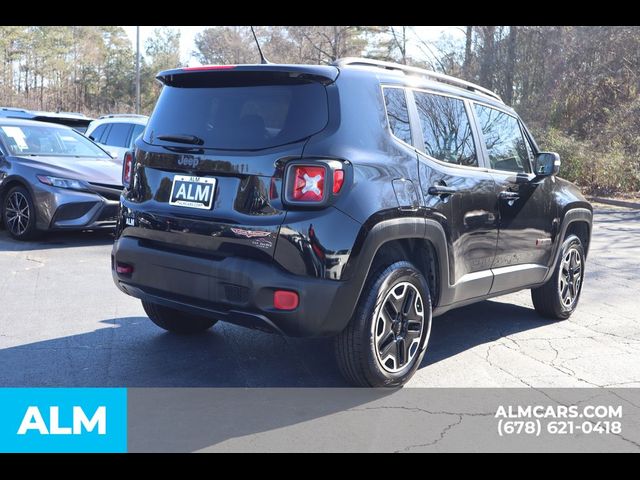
{"left": 169, "top": 175, "right": 216, "bottom": 210}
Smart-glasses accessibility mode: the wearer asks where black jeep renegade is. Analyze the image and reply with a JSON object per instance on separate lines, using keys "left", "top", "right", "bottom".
{"left": 112, "top": 58, "right": 592, "bottom": 387}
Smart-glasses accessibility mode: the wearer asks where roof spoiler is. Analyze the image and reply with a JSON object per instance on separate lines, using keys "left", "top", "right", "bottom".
{"left": 156, "top": 64, "right": 339, "bottom": 87}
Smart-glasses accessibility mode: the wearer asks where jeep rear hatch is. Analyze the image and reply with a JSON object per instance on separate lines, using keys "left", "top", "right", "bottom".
{"left": 123, "top": 65, "right": 338, "bottom": 262}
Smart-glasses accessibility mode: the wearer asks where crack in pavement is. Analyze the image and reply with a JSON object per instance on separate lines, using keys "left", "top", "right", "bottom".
{"left": 479, "top": 343, "right": 571, "bottom": 405}
{"left": 394, "top": 414, "right": 463, "bottom": 453}
{"left": 496, "top": 340, "right": 602, "bottom": 387}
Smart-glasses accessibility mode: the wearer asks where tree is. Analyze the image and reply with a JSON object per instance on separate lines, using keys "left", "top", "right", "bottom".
{"left": 478, "top": 26, "right": 496, "bottom": 90}
{"left": 503, "top": 26, "right": 517, "bottom": 105}
{"left": 462, "top": 26, "right": 473, "bottom": 77}
{"left": 141, "top": 27, "right": 181, "bottom": 113}
{"left": 145, "top": 27, "right": 181, "bottom": 71}
{"left": 100, "top": 26, "right": 136, "bottom": 113}
{"left": 194, "top": 26, "right": 258, "bottom": 65}
{"left": 286, "top": 26, "right": 368, "bottom": 63}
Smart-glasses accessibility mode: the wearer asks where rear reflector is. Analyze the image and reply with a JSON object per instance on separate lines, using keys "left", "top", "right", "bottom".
{"left": 116, "top": 262, "right": 134, "bottom": 275}
{"left": 181, "top": 65, "right": 236, "bottom": 71}
{"left": 269, "top": 177, "right": 278, "bottom": 200}
{"left": 274, "top": 290, "right": 299, "bottom": 310}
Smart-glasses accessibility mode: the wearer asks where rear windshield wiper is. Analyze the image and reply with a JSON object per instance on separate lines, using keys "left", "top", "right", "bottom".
{"left": 156, "top": 134, "right": 205, "bottom": 146}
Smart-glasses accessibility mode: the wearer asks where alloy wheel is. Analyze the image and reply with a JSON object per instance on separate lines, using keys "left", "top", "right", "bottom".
{"left": 5, "top": 191, "right": 30, "bottom": 237}
{"left": 373, "top": 282, "right": 425, "bottom": 373}
{"left": 558, "top": 247, "right": 583, "bottom": 308}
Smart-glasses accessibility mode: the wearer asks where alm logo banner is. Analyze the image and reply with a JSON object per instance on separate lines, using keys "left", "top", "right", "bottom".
{"left": 0, "top": 388, "right": 126, "bottom": 453}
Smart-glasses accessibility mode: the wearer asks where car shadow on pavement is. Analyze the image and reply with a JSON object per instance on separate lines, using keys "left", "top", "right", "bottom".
{"left": 422, "top": 299, "right": 544, "bottom": 368}
{"left": 0, "top": 229, "right": 114, "bottom": 251}
{"left": 0, "top": 299, "right": 546, "bottom": 388}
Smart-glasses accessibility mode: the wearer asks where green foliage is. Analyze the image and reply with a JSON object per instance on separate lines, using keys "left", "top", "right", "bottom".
{"left": 141, "top": 27, "right": 182, "bottom": 113}
{"left": 1, "top": 25, "right": 639, "bottom": 194}
{"left": 536, "top": 128, "right": 640, "bottom": 195}
{"left": 455, "top": 26, "right": 640, "bottom": 194}
{"left": 0, "top": 26, "right": 180, "bottom": 117}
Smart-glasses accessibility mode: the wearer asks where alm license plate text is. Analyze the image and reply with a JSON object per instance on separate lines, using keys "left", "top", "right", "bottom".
{"left": 169, "top": 175, "right": 216, "bottom": 210}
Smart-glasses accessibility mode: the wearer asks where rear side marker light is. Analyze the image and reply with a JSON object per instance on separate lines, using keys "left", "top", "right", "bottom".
{"left": 274, "top": 290, "right": 299, "bottom": 310}
{"left": 269, "top": 177, "right": 279, "bottom": 200}
{"left": 116, "top": 262, "right": 134, "bottom": 276}
{"left": 333, "top": 169, "right": 345, "bottom": 194}
{"left": 122, "top": 151, "right": 133, "bottom": 187}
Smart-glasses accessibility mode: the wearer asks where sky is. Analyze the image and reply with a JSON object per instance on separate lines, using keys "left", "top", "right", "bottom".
{"left": 120, "top": 26, "right": 464, "bottom": 66}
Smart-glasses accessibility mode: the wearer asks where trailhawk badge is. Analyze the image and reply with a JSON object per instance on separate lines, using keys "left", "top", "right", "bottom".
{"left": 169, "top": 175, "right": 216, "bottom": 210}
{"left": 230, "top": 227, "right": 271, "bottom": 238}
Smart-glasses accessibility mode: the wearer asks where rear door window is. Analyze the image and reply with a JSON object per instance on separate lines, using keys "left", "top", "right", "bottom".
{"left": 413, "top": 91, "right": 478, "bottom": 167}
{"left": 98, "top": 124, "right": 111, "bottom": 143}
{"left": 104, "top": 123, "right": 132, "bottom": 148}
{"left": 130, "top": 124, "right": 145, "bottom": 147}
{"left": 89, "top": 124, "right": 106, "bottom": 142}
{"left": 146, "top": 82, "right": 328, "bottom": 150}
{"left": 383, "top": 87, "right": 412, "bottom": 145}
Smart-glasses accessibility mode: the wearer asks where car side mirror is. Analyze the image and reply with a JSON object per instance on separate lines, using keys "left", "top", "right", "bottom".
{"left": 88, "top": 135, "right": 95, "bottom": 141}
{"left": 534, "top": 152, "right": 561, "bottom": 177}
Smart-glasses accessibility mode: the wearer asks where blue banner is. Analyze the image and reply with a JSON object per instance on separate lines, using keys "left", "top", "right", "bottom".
{"left": 0, "top": 388, "right": 127, "bottom": 453}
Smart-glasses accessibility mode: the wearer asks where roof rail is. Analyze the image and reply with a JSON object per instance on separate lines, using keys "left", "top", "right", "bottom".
{"left": 55, "top": 111, "right": 89, "bottom": 117}
{"left": 0, "top": 107, "right": 31, "bottom": 113}
{"left": 332, "top": 57, "right": 503, "bottom": 103}
{"left": 98, "top": 114, "right": 148, "bottom": 119}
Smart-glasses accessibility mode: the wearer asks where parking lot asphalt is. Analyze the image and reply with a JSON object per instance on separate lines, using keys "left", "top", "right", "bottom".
{"left": 0, "top": 204, "right": 638, "bottom": 388}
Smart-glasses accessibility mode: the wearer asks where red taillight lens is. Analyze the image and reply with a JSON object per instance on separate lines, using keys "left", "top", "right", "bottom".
{"left": 291, "top": 166, "right": 326, "bottom": 202}
{"left": 122, "top": 151, "right": 133, "bottom": 187}
{"left": 274, "top": 290, "right": 299, "bottom": 310}
{"left": 333, "top": 169, "right": 344, "bottom": 194}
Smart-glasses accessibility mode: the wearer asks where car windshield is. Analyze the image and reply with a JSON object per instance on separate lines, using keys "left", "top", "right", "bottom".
{"left": 0, "top": 124, "right": 110, "bottom": 158}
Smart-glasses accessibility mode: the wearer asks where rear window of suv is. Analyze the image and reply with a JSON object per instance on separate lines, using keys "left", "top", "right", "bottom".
{"left": 145, "top": 82, "right": 328, "bottom": 151}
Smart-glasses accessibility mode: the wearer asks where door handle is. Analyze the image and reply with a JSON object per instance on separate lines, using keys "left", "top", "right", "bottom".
{"left": 499, "top": 190, "right": 520, "bottom": 201}
{"left": 428, "top": 185, "right": 457, "bottom": 196}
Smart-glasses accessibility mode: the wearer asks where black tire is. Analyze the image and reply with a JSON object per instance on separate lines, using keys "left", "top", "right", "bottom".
{"left": 531, "top": 234, "right": 585, "bottom": 320}
{"left": 2, "top": 186, "right": 40, "bottom": 240}
{"left": 335, "top": 260, "right": 432, "bottom": 387}
{"left": 142, "top": 300, "right": 218, "bottom": 334}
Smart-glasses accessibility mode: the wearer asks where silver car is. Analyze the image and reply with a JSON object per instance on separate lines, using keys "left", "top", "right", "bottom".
{"left": 0, "top": 118, "right": 123, "bottom": 240}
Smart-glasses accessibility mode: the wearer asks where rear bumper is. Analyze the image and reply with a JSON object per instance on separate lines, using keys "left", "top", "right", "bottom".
{"left": 111, "top": 236, "right": 356, "bottom": 337}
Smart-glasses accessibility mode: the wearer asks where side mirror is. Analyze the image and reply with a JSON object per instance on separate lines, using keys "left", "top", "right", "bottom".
{"left": 534, "top": 152, "right": 561, "bottom": 177}
{"left": 88, "top": 135, "right": 96, "bottom": 141}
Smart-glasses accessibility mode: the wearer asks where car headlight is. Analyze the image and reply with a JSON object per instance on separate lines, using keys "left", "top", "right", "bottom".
{"left": 36, "top": 175, "right": 86, "bottom": 191}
